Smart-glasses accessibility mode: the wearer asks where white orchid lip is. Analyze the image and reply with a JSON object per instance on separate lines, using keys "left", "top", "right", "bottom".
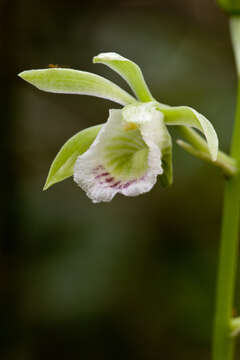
{"left": 73, "top": 105, "right": 167, "bottom": 203}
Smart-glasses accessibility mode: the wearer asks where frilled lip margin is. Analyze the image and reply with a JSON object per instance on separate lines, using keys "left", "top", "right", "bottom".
{"left": 73, "top": 107, "right": 166, "bottom": 203}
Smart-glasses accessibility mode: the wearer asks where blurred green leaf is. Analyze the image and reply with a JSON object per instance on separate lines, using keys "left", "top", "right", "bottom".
{"left": 217, "top": 0, "right": 240, "bottom": 13}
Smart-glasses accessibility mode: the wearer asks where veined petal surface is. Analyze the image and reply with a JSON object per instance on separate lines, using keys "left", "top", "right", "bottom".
{"left": 19, "top": 68, "right": 136, "bottom": 105}
{"left": 93, "top": 52, "right": 153, "bottom": 102}
{"left": 123, "top": 102, "right": 173, "bottom": 186}
{"left": 159, "top": 105, "right": 218, "bottom": 161}
{"left": 74, "top": 106, "right": 164, "bottom": 203}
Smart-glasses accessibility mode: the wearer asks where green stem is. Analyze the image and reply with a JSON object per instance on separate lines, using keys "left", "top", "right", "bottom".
{"left": 212, "top": 17, "right": 240, "bottom": 360}
{"left": 176, "top": 127, "right": 238, "bottom": 177}
{"left": 212, "top": 177, "right": 240, "bottom": 360}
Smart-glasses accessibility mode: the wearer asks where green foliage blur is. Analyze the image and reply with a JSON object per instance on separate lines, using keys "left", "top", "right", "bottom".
{"left": 217, "top": 0, "right": 240, "bottom": 14}
{"left": 1, "top": 0, "right": 240, "bottom": 359}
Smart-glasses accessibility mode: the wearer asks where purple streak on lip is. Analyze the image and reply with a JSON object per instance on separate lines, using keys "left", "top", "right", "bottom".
{"left": 95, "top": 172, "right": 109, "bottom": 179}
{"left": 105, "top": 177, "right": 114, "bottom": 183}
{"left": 110, "top": 181, "right": 121, "bottom": 188}
{"left": 93, "top": 165, "right": 144, "bottom": 192}
{"left": 94, "top": 165, "right": 104, "bottom": 171}
{"left": 93, "top": 165, "right": 104, "bottom": 174}
{"left": 122, "top": 180, "right": 135, "bottom": 189}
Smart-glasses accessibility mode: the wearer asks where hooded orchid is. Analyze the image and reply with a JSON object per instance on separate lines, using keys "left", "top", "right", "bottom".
{"left": 19, "top": 52, "right": 218, "bottom": 203}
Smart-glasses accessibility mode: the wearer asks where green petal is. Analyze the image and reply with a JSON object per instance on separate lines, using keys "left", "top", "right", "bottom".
{"left": 44, "top": 124, "right": 102, "bottom": 190}
{"left": 159, "top": 105, "right": 219, "bottom": 161}
{"left": 93, "top": 52, "right": 153, "bottom": 102}
{"left": 18, "top": 68, "right": 136, "bottom": 106}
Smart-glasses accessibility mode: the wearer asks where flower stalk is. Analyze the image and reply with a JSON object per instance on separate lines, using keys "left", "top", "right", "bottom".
{"left": 176, "top": 126, "right": 238, "bottom": 177}
{"left": 212, "top": 16, "right": 240, "bottom": 360}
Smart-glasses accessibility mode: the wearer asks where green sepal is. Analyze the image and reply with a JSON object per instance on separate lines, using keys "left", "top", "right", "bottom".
{"left": 93, "top": 52, "right": 153, "bottom": 102}
{"left": 158, "top": 105, "right": 219, "bottom": 161}
{"left": 18, "top": 68, "right": 135, "bottom": 106}
{"left": 44, "top": 125, "right": 102, "bottom": 190}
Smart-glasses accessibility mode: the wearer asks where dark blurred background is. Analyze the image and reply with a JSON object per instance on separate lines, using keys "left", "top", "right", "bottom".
{"left": 1, "top": 0, "right": 240, "bottom": 359}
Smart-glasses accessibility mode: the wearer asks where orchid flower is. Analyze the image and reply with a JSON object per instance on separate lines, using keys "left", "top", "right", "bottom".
{"left": 18, "top": 53, "right": 218, "bottom": 203}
